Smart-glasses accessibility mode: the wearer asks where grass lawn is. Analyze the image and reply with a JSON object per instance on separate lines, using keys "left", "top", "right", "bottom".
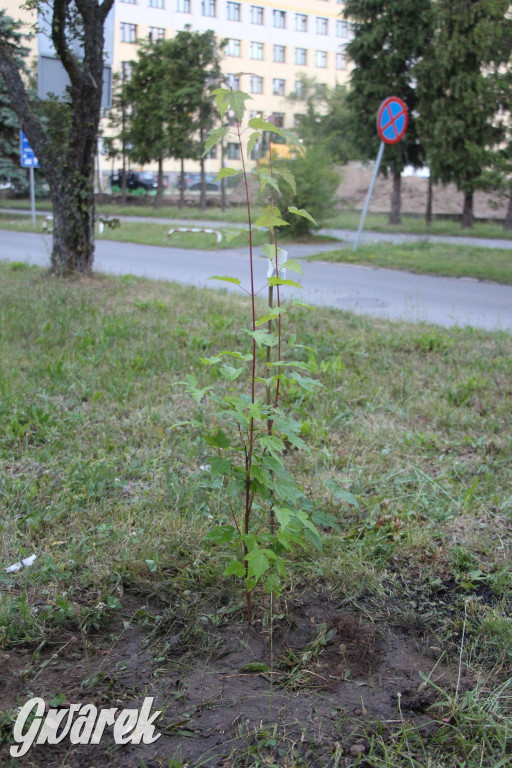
{"left": 308, "top": 240, "right": 512, "bottom": 284}
{"left": 0, "top": 262, "right": 511, "bottom": 767}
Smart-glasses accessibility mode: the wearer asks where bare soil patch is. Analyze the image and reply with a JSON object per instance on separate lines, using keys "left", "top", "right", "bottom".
{"left": 0, "top": 593, "right": 463, "bottom": 768}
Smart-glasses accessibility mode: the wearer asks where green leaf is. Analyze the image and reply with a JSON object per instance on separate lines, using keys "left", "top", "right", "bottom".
{"left": 225, "top": 560, "right": 246, "bottom": 577}
{"left": 255, "top": 307, "right": 285, "bottom": 327}
{"left": 334, "top": 489, "right": 360, "bottom": 508}
{"left": 254, "top": 168, "right": 280, "bottom": 194}
{"left": 203, "top": 125, "right": 228, "bottom": 156}
{"left": 275, "top": 506, "right": 292, "bottom": 530}
{"left": 200, "top": 355, "right": 222, "bottom": 365}
{"left": 240, "top": 662, "right": 271, "bottom": 673}
{"left": 247, "top": 131, "right": 260, "bottom": 155}
{"left": 249, "top": 329, "right": 279, "bottom": 347}
{"left": 280, "top": 128, "right": 303, "bottom": 149}
{"left": 219, "top": 364, "right": 245, "bottom": 380}
{"left": 248, "top": 117, "right": 285, "bottom": 135}
{"left": 205, "top": 428, "right": 231, "bottom": 449}
{"left": 284, "top": 259, "right": 303, "bottom": 275}
{"left": 208, "top": 275, "right": 241, "bottom": 286}
{"left": 268, "top": 277, "right": 303, "bottom": 289}
{"left": 288, "top": 206, "right": 318, "bottom": 226}
{"left": 259, "top": 434, "right": 286, "bottom": 459}
{"left": 289, "top": 371, "right": 323, "bottom": 392}
{"left": 230, "top": 90, "right": 252, "bottom": 121}
{"left": 245, "top": 547, "right": 270, "bottom": 581}
{"left": 211, "top": 88, "right": 230, "bottom": 117}
{"left": 275, "top": 168, "right": 296, "bottom": 194}
{"left": 209, "top": 456, "right": 231, "bottom": 478}
{"left": 216, "top": 167, "right": 239, "bottom": 181}
{"left": 205, "top": 525, "right": 236, "bottom": 544}
{"left": 254, "top": 205, "right": 290, "bottom": 231}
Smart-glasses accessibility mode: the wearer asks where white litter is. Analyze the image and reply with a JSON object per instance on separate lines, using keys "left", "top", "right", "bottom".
{"left": 5, "top": 554, "right": 37, "bottom": 573}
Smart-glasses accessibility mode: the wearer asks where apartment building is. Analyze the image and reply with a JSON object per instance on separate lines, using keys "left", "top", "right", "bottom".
{"left": 3, "top": 0, "right": 352, "bottom": 177}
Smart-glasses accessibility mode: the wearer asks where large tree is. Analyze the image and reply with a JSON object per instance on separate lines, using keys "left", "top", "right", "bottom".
{"left": 122, "top": 29, "right": 222, "bottom": 210}
{"left": 344, "top": 0, "right": 433, "bottom": 224}
{"left": 0, "top": 0, "right": 114, "bottom": 274}
{"left": 417, "top": 0, "right": 511, "bottom": 228}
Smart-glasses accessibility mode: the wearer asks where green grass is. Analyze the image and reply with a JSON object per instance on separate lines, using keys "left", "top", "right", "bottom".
{"left": 324, "top": 209, "right": 512, "bottom": 240}
{"left": 308, "top": 240, "right": 512, "bottom": 284}
{"left": 1, "top": 264, "right": 511, "bottom": 765}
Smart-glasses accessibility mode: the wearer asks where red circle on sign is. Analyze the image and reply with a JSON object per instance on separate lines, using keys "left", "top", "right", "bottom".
{"left": 376, "top": 97, "right": 408, "bottom": 145}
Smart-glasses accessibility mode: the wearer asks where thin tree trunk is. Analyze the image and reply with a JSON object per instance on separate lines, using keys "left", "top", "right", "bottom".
{"left": 425, "top": 174, "right": 433, "bottom": 226}
{"left": 389, "top": 171, "right": 401, "bottom": 224}
{"left": 179, "top": 157, "right": 185, "bottom": 210}
{"left": 461, "top": 191, "right": 473, "bottom": 228}
{"left": 220, "top": 138, "right": 226, "bottom": 212}
{"left": 504, "top": 195, "right": 512, "bottom": 230}
{"left": 154, "top": 156, "right": 164, "bottom": 209}
{"left": 50, "top": 173, "right": 95, "bottom": 275}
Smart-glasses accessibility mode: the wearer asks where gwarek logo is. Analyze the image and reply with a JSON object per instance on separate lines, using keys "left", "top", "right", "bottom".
{"left": 11, "top": 696, "right": 162, "bottom": 757}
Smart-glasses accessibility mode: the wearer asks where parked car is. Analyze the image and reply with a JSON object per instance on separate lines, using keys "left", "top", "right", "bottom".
{"left": 176, "top": 173, "right": 220, "bottom": 192}
{"left": 110, "top": 170, "right": 167, "bottom": 194}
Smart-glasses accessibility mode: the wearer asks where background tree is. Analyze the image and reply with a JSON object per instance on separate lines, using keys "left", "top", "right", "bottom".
{"left": 122, "top": 28, "right": 223, "bottom": 210}
{"left": 0, "top": 0, "right": 114, "bottom": 274}
{"left": 416, "top": 0, "right": 511, "bottom": 229}
{"left": 344, "top": 0, "right": 433, "bottom": 224}
{"left": 288, "top": 75, "right": 359, "bottom": 164}
{"left": 105, "top": 70, "right": 133, "bottom": 203}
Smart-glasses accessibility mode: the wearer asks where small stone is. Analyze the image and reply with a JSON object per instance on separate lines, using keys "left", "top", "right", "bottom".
{"left": 349, "top": 743, "right": 366, "bottom": 757}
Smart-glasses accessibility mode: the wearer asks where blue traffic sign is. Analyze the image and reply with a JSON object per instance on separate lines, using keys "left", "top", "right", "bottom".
{"left": 20, "top": 131, "right": 39, "bottom": 168}
{"left": 376, "top": 97, "right": 408, "bottom": 145}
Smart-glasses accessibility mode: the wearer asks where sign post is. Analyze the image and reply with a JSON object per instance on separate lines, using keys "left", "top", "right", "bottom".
{"left": 354, "top": 96, "right": 408, "bottom": 251}
{"left": 20, "top": 131, "right": 40, "bottom": 226}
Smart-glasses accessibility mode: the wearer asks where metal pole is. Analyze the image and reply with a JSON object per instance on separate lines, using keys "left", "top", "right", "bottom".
{"left": 29, "top": 166, "right": 36, "bottom": 226}
{"left": 354, "top": 140, "right": 385, "bottom": 251}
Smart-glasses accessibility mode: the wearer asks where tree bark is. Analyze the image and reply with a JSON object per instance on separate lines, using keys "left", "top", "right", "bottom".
{"left": 389, "top": 171, "right": 401, "bottom": 224}
{"left": 199, "top": 122, "right": 206, "bottom": 212}
{"left": 0, "top": 0, "right": 115, "bottom": 275}
{"left": 425, "top": 174, "right": 433, "bottom": 226}
{"left": 179, "top": 157, "right": 185, "bottom": 210}
{"left": 154, "top": 155, "right": 164, "bottom": 208}
{"left": 504, "top": 195, "right": 512, "bottom": 230}
{"left": 220, "top": 138, "right": 226, "bottom": 212}
{"left": 461, "top": 191, "right": 473, "bottom": 228}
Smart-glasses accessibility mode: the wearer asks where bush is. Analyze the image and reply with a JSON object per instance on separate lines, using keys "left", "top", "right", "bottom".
{"left": 275, "top": 147, "right": 340, "bottom": 236}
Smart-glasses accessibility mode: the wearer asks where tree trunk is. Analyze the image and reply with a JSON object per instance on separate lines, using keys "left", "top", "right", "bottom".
{"left": 504, "top": 196, "right": 512, "bottom": 230}
{"left": 425, "top": 174, "right": 433, "bottom": 226}
{"left": 50, "top": 172, "right": 95, "bottom": 275}
{"left": 154, "top": 156, "right": 164, "bottom": 209}
{"left": 200, "top": 154, "right": 206, "bottom": 212}
{"left": 179, "top": 157, "right": 185, "bottom": 210}
{"left": 389, "top": 171, "right": 401, "bottom": 224}
{"left": 461, "top": 191, "right": 473, "bottom": 228}
{"left": 220, "top": 138, "right": 226, "bottom": 212}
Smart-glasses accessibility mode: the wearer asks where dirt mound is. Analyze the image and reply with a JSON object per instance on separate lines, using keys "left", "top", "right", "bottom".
{"left": 0, "top": 593, "right": 463, "bottom": 768}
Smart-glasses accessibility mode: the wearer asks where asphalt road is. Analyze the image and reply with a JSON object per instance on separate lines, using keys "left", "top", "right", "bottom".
{"left": 2, "top": 230, "right": 512, "bottom": 331}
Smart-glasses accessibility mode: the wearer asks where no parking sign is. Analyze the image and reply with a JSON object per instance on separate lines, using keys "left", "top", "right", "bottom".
{"left": 355, "top": 96, "right": 409, "bottom": 250}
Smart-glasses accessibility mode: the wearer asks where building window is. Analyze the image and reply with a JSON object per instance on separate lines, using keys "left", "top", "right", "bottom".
{"left": 121, "top": 61, "right": 133, "bottom": 80}
{"left": 227, "top": 74, "right": 240, "bottom": 90}
{"left": 250, "top": 75, "right": 263, "bottom": 93}
{"left": 120, "top": 0, "right": 136, "bottom": 4}
{"left": 336, "top": 20, "right": 348, "bottom": 38}
{"left": 273, "top": 78, "right": 285, "bottom": 96}
{"left": 176, "top": 0, "right": 190, "bottom": 11}
{"left": 295, "top": 47, "right": 307, "bottom": 66}
{"left": 226, "top": 38, "right": 241, "bottom": 57}
{"left": 315, "top": 50, "right": 327, "bottom": 68}
{"left": 273, "top": 45, "right": 285, "bottom": 63}
{"left": 294, "top": 79, "right": 305, "bottom": 97}
{"left": 120, "top": 23, "right": 137, "bottom": 43}
{"left": 227, "top": 142, "right": 240, "bottom": 160}
{"left": 250, "top": 5, "right": 263, "bottom": 24}
{"left": 206, "top": 145, "right": 217, "bottom": 159}
{"left": 336, "top": 51, "right": 346, "bottom": 70}
{"left": 148, "top": 0, "right": 164, "bottom": 7}
{"left": 295, "top": 13, "right": 307, "bottom": 32}
{"left": 149, "top": 27, "right": 165, "bottom": 41}
{"left": 273, "top": 112, "right": 284, "bottom": 128}
{"left": 202, "top": 0, "right": 216, "bottom": 17}
{"left": 273, "top": 10, "right": 286, "bottom": 28}
{"left": 227, "top": 2, "right": 241, "bottom": 21}
{"left": 316, "top": 17, "right": 328, "bottom": 35}
{"left": 250, "top": 42, "right": 264, "bottom": 60}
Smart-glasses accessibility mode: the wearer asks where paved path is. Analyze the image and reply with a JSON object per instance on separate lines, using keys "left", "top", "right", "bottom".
{"left": 2, "top": 230, "right": 512, "bottom": 331}
{"left": 3, "top": 207, "right": 512, "bottom": 250}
